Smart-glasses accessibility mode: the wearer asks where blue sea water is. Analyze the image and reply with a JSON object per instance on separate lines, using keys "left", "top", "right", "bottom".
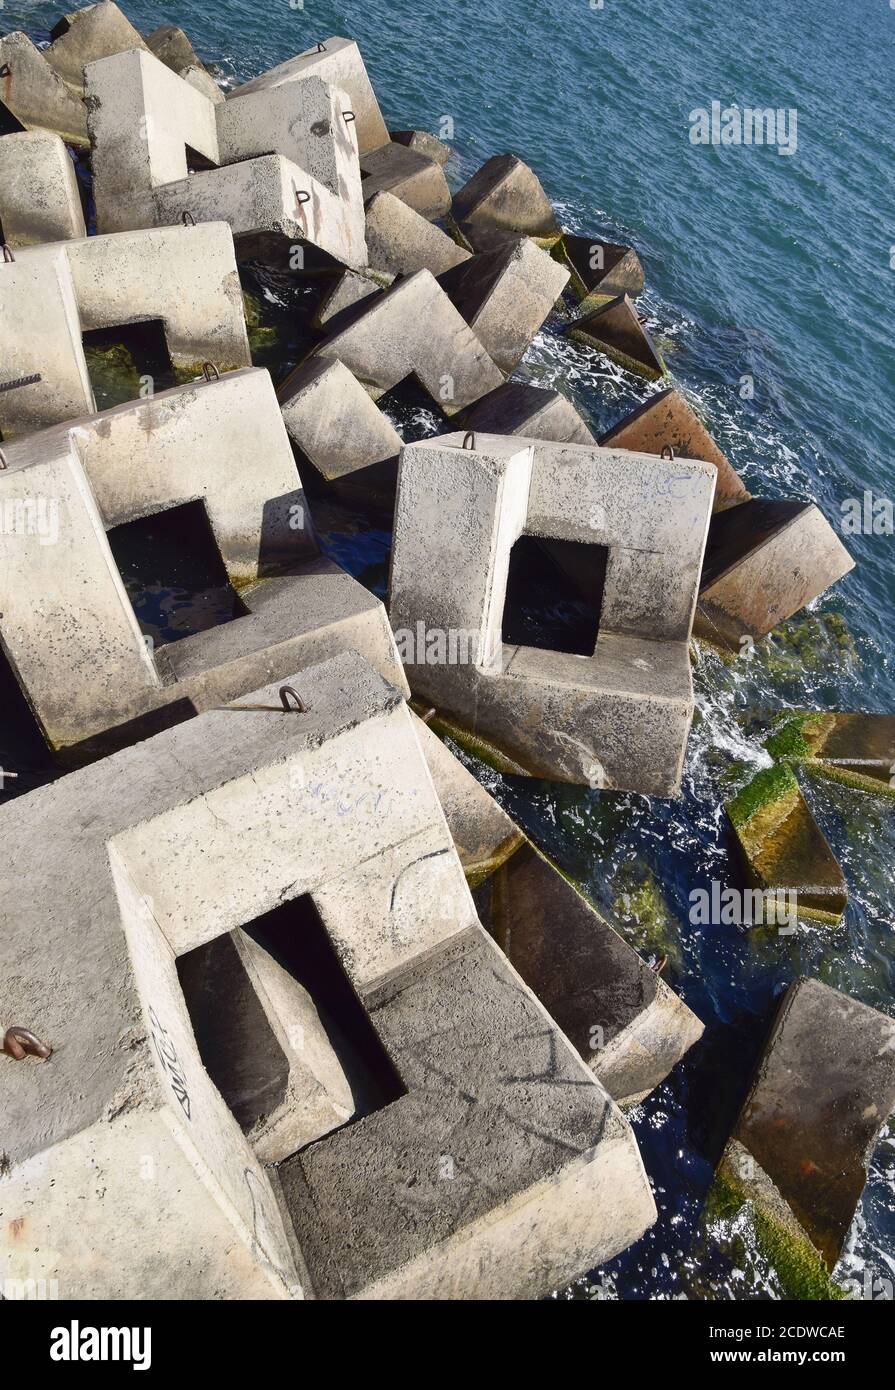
{"left": 4, "top": 0, "right": 895, "bottom": 1299}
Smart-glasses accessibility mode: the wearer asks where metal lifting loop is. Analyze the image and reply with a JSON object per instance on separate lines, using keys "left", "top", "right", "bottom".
{"left": 202, "top": 362, "right": 220, "bottom": 382}
{"left": 296, "top": 190, "right": 311, "bottom": 204}
{"left": 315, "top": 41, "right": 326, "bottom": 52}
{"left": 181, "top": 210, "right": 196, "bottom": 226}
{"left": 660, "top": 444, "right": 675, "bottom": 461}
{"left": 279, "top": 686, "right": 307, "bottom": 713}
{"left": 0, "top": 447, "right": 8, "bottom": 471}
{"left": 462, "top": 431, "right": 476, "bottom": 449}
{"left": 3, "top": 1026, "right": 52, "bottom": 1061}
{"left": 2, "top": 244, "right": 15, "bottom": 263}
{"left": 344, "top": 110, "right": 356, "bottom": 123}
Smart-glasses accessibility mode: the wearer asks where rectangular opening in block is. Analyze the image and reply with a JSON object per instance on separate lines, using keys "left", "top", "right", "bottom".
{"left": 82, "top": 320, "right": 177, "bottom": 410}
{"left": 106, "top": 499, "right": 249, "bottom": 647}
{"left": 502, "top": 534, "right": 608, "bottom": 656}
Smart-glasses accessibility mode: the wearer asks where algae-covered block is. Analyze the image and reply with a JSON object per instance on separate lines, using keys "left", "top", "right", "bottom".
{"left": 452, "top": 153, "right": 561, "bottom": 245}
{"left": 566, "top": 292, "right": 667, "bottom": 380}
{"left": 765, "top": 711, "right": 895, "bottom": 800}
{"left": 726, "top": 763, "right": 847, "bottom": 924}
{"left": 558, "top": 233, "right": 645, "bottom": 305}
{"left": 704, "top": 977, "right": 895, "bottom": 1298}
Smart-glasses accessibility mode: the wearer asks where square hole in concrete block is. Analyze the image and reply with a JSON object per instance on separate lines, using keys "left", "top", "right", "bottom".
{"left": 82, "top": 320, "right": 177, "bottom": 410}
{"left": 106, "top": 498, "right": 249, "bottom": 647}
{"left": 502, "top": 535, "right": 608, "bottom": 655}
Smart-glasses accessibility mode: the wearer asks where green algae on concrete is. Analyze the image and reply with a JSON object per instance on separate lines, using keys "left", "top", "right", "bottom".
{"left": 765, "top": 711, "right": 895, "bottom": 800}
{"left": 611, "top": 861, "right": 683, "bottom": 971}
{"left": 410, "top": 701, "right": 531, "bottom": 777}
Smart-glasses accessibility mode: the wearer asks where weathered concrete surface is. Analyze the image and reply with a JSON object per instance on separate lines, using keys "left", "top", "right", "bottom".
{"left": 707, "top": 978, "right": 895, "bottom": 1295}
{"left": 390, "top": 128, "right": 452, "bottom": 164}
{"left": 360, "top": 141, "right": 451, "bottom": 220}
{"left": 452, "top": 154, "right": 560, "bottom": 244}
{"left": 389, "top": 432, "right": 716, "bottom": 794}
{"left": 0, "top": 369, "right": 407, "bottom": 751}
{"left": 726, "top": 764, "right": 847, "bottom": 924}
{"left": 0, "top": 32, "right": 89, "bottom": 146}
{"left": 462, "top": 382, "right": 596, "bottom": 445}
{"left": 227, "top": 36, "right": 389, "bottom": 157}
{"left": 437, "top": 237, "right": 569, "bottom": 374}
{"left": 0, "top": 244, "right": 93, "bottom": 437}
{"left": 45, "top": 2, "right": 148, "bottom": 87}
{"left": 695, "top": 499, "right": 855, "bottom": 650}
{"left": 559, "top": 233, "right": 645, "bottom": 304}
{"left": 313, "top": 267, "right": 387, "bottom": 328}
{"left": 600, "top": 387, "right": 750, "bottom": 512}
{"left": 145, "top": 22, "right": 223, "bottom": 103}
{"left": 364, "top": 189, "right": 471, "bottom": 276}
{"left": 567, "top": 292, "right": 667, "bottom": 380}
{"left": 765, "top": 710, "right": 895, "bottom": 799}
{"left": 278, "top": 356, "right": 402, "bottom": 485}
{"left": 0, "top": 652, "right": 655, "bottom": 1299}
{"left": 0, "top": 130, "right": 86, "bottom": 247}
{"left": 311, "top": 270, "right": 505, "bottom": 415}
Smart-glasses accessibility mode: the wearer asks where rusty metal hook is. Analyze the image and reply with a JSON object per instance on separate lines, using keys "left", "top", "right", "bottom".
{"left": 202, "top": 362, "right": 220, "bottom": 382}
{"left": 2, "top": 244, "right": 15, "bottom": 263}
{"left": 344, "top": 110, "right": 356, "bottom": 123}
{"left": 462, "top": 431, "right": 476, "bottom": 449}
{"left": 0, "top": 446, "right": 8, "bottom": 471}
{"left": 315, "top": 41, "right": 326, "bottom": 52}
{"left": 181, "top": 210, "right": 196, "bottom": 226}
{"left": 4, "top": 1027, "right": 52, "bottom": 1061}
{"left": 279, "top": 686, "right": 307, "bottom": 713}
{"left": 660, "top": 444, "right": 675, "bottom": 461}
{"left": 296, "top": 190, "right": 311, "bottom": 204}
{"left": 650, "top": 954, "right": 668, "bottom": 975}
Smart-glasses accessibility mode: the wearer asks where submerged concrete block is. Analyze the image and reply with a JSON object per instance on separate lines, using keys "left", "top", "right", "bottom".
{"left": 277, "top": 356, "right": 402, "bottom": 484}
{"left": 725, "top": 764, "right": 847, "bottom": 924}
{"left": 0, "top": 369, "right": 406, "bottom": 751}
{"left": 567, "top": 292, "right": 667, "bottom": 379}
{"left": 463, "top": 382, "right": 596, "bottom": 445}
{"left": 765, "top": 710, "right": 895, "bottom": 799}
{"left": 44, "top": 1, "right": 148, "bottom": 87}
{"left": 600, "top": 387, "right": 750, "bottom": 511}
{"left": 0, "top": 651, "right": 655, "bottom": 1299}
{"left": 227, "top": 36, "right": 388, "bottom": 155}
{"left": 416, "top": 715, "right": 703, "bottom": 1105}
{"left": 707, "top": 977, "right": 895, "bottom": 1296}
{"left": 437, "top": 236, "right": 569, "bottom": 374}
{"left": 452, "top": 154, "right": 560, "bottom": 244}
{"left": 389, "top": 432, "right": 716, "bottom": 794}
{"left": 312, "top": 269, "right": 505, "bottom": 415}
{"left": 0, "top": 130, "right": 86, "bottom": 247}
{"left": 364, "top": 190, "right": 471, "bottom": 276}
{"left": 695, "top": 498, "right": 855, "bottom": 650}
{"left": 389, "top": 128, "right": 452, "bottom": 164}
{"left": 0, "top": 32, "right": 89, "bottom": 146}
{"left": 359, "top": 140, "right": 451, "bottom": 220}
{"left": 560, "top": 233, "right": 645, "bottom": 303}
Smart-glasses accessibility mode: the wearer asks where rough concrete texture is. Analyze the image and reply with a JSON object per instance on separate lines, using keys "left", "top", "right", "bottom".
{"left": 227, "top": 36, "right": 389, "bottom": 157}
{"left": 452, "top": 154, "right": 560, "bottom": 244}
{"left": 389, "top": 432, "right": 716, "bottom": 794}
{"left": 0, "top": 31, "right": 89, "bottom": 145}
{"left": 44, "top": 1, "right": 148, "bottom": 87}
{"left": 145, "top": 22, "right": 222, "bottom": 102}
{"left": 277, "top": 355, "right": 402, "bottom": 482}
{"left": 726, "top": 764, "right": 848, "bottom": 924}
{"left": 713, "top": 977, "right": 895, "bottom": 1280}
{"left": 0, "top": 369, "right": 407, "bottom": 751}
{"left": 437, "top": 236, "right": 570, "bottom": 374}
{"left": 313, "top": 267, "right": 386, "bottom": 327}
{"left": 765, "top": 710, "right": 895, "bottom": 799}
{"left": 600, "top": 386, "right": 750, "bottom": 511}
{"left": 359, "top": 140, "right": 452, "bottom": 220}
{"left": 560, "top": 233, "right": 645, "bottom": 303}
{"left": 389, "top": 128, "right": 452, "bottom": 164}
{"left": 0, "top": 130, "right": 86, "bottom": 247}
{"left": 311, "top": 269, "right": 505, "bottom": 415}
{"left": 0, "top": 651, "right": 655, "bottom": 1298}
{"left": 463, "top": 381, "right": 596, "bottom": 445}
{"left": 567, "top": 292, "right": 667, "bottom": 379}
{"left": 415, "top": 715, "right": 703, "bottom": 1103}
{"left": 695, "top": 498, "right": 855, "bottom": 650}
{"left": 364, "top": 189, "right": 471, "bottom": 276}
{"left": 0, "top": 243, "right": 94, "bottom": 437}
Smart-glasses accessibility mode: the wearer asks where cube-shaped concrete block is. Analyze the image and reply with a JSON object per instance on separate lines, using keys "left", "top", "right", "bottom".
{"left": 0, "top": 131, "right": 86, "bottom": 247}
{"left": 0, "top": 32, "right": 89, "bottom": 146}
{"left": 452, "top": 154, "right": 560, "bottom": 242}
{"left": 278, "top": 356, "right": 402, "bottom": 481}
{"left": 364, "top": 190, "right": 471, "bottom": 277}
{"left": 45, "top": 1, "right": 149, "bottom": 87}
{"left": 463, "top": 382, "right": 596, "bottom": 445}
{"left": 359, "top": 141, "right": 451, "bottom": 220}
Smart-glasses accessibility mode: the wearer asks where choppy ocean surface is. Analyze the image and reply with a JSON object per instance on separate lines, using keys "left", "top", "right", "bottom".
{"left": 4, "top": 0, "right": 895, "bottom": 1299}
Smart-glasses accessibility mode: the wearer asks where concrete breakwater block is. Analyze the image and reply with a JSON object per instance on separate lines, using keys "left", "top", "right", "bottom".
{"left": 389, "top": 432, "right": 716, "bottom": 794}
{"left": 0, "top": 651, "right": 656, "bottom": 1299}
{"left": 227, "top": 36, "right": 390, "bottom": 158}
{"left": 600, "top": 387, "right": 750, "bottom": 511}
{"left": 695, "top": 498, "right": 855, "bottom": 651}
{"left": 567, "top": 292, "right": 667, "bottom": 380}
{"left": 278, "top": 356, "right": 402, "bottom": 489}
{"left": 559, "top": 232, "right": 645, "bottom": 305}
{"left": 310, "top": 269, "right": 505, "bottom": 414}
{"left": 415, "top": 715, "right": 704, "bottom": 1105}
{"left": 765, "top": 710, "right": 895, "bottom": 799}
{"left": 452, "top": 153, "right": 561, "bottom": 248}
{"left": 0, "top": 31, "right": 89, "bottom": 146}
{"left": 725, "top": 764, "right": 848, "bottom": 925}
{"left": 85, "top": 49, "right": 367, "bottom": 268}
{"left": 45, "top": 1, "right": 148, "bottom": 86}
{"left": 390, "top": 128, "right": 453, "bottom": 164}
{"left": 312, "top": 267, "right": 387, "bottom": 327}
{"left": 462, "top": 382, "right": 597, "bottom": 445}
{"left": 0, "top": 367, "right": 406, "bottom": 753}
{"left": 364, "top": 189, "right": 471, "bottom": 276}
{"left": 0, "top": 130, "right": 86, "bottom": 248}
{"left": 359, "top": 140, "right": 452, "bottom": 220}
{"left": 437, "top": 236, "right": 570, "bottom": 374}
{"left": 705, "top": 977, "right": 895, "bottom": 1297}
{"left": 145, "top": 23, "right": 223, "bottom": 104}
